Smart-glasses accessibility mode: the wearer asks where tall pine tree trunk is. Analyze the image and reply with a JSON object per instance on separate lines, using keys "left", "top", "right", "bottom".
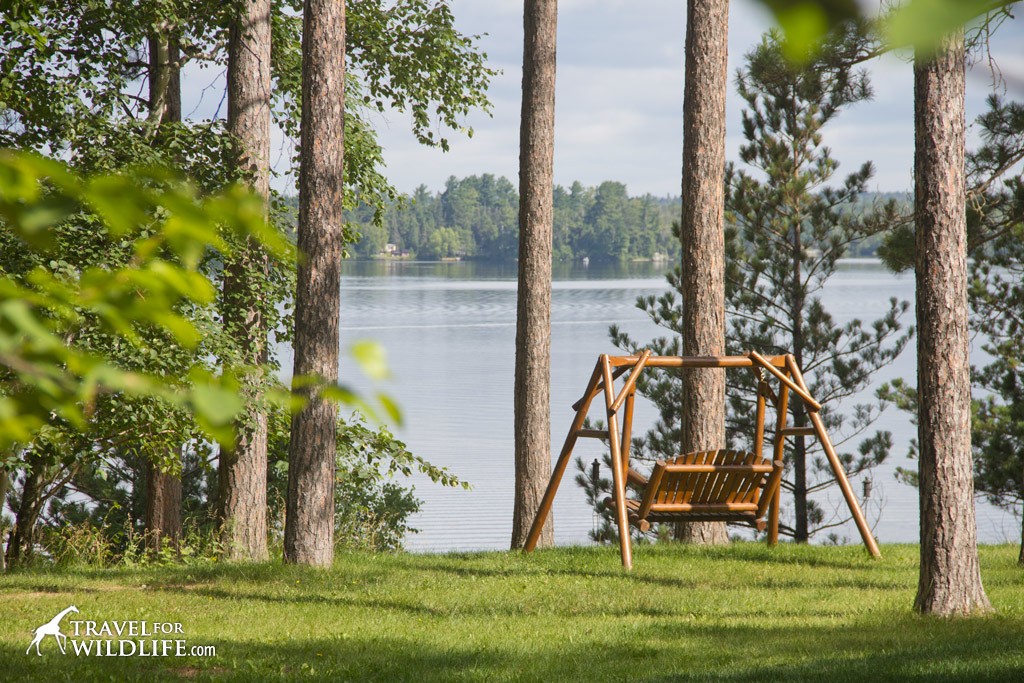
{"left": 913, "top": 30, "right": 991, "bottom": 616}
{"left": 284, "top": 0, "right": 345, "bottom": 567}
{"left": 144, "top": 32, "right": 183, "bottom": 552}
{"left": 677, "top": 0, "right": 729, "bottom": 545}
{"left": 511, "top": 0, "right": 557, "bottom": 550}
{"left": 219, "top": 0, "right": 272, "bottom": 562}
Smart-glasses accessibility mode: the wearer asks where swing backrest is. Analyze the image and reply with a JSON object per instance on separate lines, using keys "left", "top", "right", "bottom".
{"left": 634, "top": 449, "right": 777, "bottom": 520}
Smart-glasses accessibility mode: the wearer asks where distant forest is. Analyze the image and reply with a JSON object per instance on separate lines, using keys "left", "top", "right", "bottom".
{"left": 283, "top": 176, "right": 909, "bottom": 262}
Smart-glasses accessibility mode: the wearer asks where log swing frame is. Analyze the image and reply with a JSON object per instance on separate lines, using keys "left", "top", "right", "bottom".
{"left": 522, "top": 351, "right": 881, "bottom": 570}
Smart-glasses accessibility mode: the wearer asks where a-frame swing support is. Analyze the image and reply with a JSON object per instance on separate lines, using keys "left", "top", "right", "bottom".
{"left": 522, "top": 352, "right": 881, "bottom": 570}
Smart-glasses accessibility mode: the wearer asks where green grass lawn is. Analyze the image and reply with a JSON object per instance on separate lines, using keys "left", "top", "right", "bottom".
{"left": 3, "top": 543, "right": 1024, "bottom": 681}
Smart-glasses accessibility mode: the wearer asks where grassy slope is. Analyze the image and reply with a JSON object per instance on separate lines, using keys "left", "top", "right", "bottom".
{"left": 2, "top": 543, "right": 1023, "bottom": 682}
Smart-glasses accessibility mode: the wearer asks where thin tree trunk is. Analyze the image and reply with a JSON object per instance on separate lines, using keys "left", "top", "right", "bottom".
{"left": 511, "top": 0, "right": 558, "bottom": 551}
{"left": 1018, "top": 505, "right": 1023, "bottom": 566}
{"left": 677, "top": 0, "right": 729, "bottom": 545}
{"left": 6, "top": 463, "right": 45, "bottom": 567}
{"left": 1020, "top": 461, "right": 1024, "bottom": 566}
{"left": 791, "top": 224, "right": 808, "bottom": 543}
{"left": 219, "top": 0, "right": 272, "bottom": 562}
{"left": 0, "top": 468, "right": 8, "bottom": 571}
{"left": 792, "top": 412, "right": 809, "bottom": 542}
{"left": 144, "top": 32, "right": 184, "bottom": 552}
{"left": 145, "top": 454, "right": 182, "bottom": 556}
{"left": 913, "top": 30, "right": 991, "bottom": 616}
{"left": 284, "top": 0, "right": 345, "bottom": 567}
{"left": 146, "top": 35, "right": 171, "bottom": 131}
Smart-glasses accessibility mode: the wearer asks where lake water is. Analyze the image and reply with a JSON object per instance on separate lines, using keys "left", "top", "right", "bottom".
{"left": 278, "top": 259, "right": 1019, "bottom": 551}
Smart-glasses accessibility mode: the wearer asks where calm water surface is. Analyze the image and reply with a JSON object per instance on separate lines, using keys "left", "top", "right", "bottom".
{"left": 278, "top": 260, "right": 1018, "bottom": 551}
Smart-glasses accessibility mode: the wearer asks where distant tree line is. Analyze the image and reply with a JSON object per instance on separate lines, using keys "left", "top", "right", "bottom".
{"left": 283, "top": 181, "right": 909, "bottom": 262}
{"left": 341, "top": 176, "right": 681, "bottom": 261}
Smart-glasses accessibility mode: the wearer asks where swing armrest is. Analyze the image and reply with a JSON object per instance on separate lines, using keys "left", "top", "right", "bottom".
{"left": 626, "top": 469, "right": 648, "bottom": 488}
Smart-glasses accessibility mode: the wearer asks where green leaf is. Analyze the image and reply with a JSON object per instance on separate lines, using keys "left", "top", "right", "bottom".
{"left": 883, "top": 0, "right": 1007, "bottom": 54}
{"left": 85, "top": 175, "right": 151, "bottom": 236}
{"left": 351, "top": 339, "right": 391, "bottom": 380}
{"left": 189, "top": 385, "right": 243, "bottom": 428}
{"left": 377, "top": 393, "right": 402, "bottom": 426}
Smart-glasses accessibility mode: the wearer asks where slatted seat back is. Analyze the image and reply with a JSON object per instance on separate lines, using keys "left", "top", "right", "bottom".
{"left": 635, "top": 449, "right": 776, "bottom": 520}
{"left": 663, "top": 450, "right": 757, "bottom": 505}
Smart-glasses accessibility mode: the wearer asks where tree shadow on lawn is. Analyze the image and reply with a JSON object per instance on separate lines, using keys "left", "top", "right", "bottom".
{"left": 154, "top": 584, "right": 693, "bottom": 619}
{"left": 393, "top": 558, "right": 908, "bottom": 593}
{"left": 153, "top": 566, "right": 907, "bottom": 620}
{"left": 405, "top": 543, "right": 881, "bottom": 573}
{"left": 4, "top": 615, "right": 1023, "bottom": 682}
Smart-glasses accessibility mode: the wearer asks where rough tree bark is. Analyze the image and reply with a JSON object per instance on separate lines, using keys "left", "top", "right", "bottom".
{"left": 218, "top": 0, "right": 272, "bottom": 562}
{"left": 1019, "top": 512, "right": 1024, "bottom": 565}
{"left": 677, "top": 0, "right": 730, "bottom": 545}
{"left": 510, "top": 0, "right": 558, "bottom": 551}
{"left": 6, "top": 460, "right": 45, "bottom": 566}
{"left": 144, "top": 32, "right": 184, "bottom": 552}
{"left": 283, "top": 0, "right": 345, "bottom": 567}
{"left": 145, "top": 451, "right": 182, "bottom": 555}
{"left": 0, "top": 468, "right": 7, "bottom": 571}
{"left": 913, "top": 30, "right": 992, "bottom": 616}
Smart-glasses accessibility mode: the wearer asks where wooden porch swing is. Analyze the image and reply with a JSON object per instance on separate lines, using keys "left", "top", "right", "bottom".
{"left": 522, "top": 350, "right": 881, "bottom": 570}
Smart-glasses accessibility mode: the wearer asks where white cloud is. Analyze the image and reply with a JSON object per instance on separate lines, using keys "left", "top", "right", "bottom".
{"left": 177, "top": 0, "right": 1024, "bottom": 197}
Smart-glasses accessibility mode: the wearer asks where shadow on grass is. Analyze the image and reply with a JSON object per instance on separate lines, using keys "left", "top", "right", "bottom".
{"left": 388, "top": 553, "right": 907, "bottom": 593}
{"left": 3, "top": 615, "right": 1023, "bottom": 682}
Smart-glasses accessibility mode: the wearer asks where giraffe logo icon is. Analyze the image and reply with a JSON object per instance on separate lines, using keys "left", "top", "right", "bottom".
{"left": 26, "top": 605, "right": 79, "bottom": 655}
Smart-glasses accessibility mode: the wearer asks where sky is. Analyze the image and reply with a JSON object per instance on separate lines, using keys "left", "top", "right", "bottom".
{"left": 182, "top": 0, "right": 1024, "bottom": 198}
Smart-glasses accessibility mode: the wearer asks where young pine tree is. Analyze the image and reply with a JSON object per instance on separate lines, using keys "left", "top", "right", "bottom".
{"left": 592, "top": 28, "right": 912, "bottom": 544}
{"left": 964, "top": 96, "right": 1024, "bottom": 566}
{"left": 723, "top": 30, "right": 913, "bottom": 542}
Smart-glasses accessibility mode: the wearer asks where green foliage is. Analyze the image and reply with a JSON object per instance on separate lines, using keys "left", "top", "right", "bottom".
{"left": 36, "top": 517, "right": 224, "bottom": 568}
{"left": 971, "top": 208, "right": 1024, "bottom": 518}
{"left": 422, "top": 227, "right": 463, "bottom": 259}
{"left": 271, "top": 0, "right": 495, "bottom": 226}
{"left": 0, "top": 152, "right": 286, "bottom": 454}
{"left": 752, "top": 1, "right": 861, "bottom": 60}
{"left": 750, "top": 0, "right": 1017, "bottom": 60}
{"left": 0, "top": 1, "right": 226, "bottom": 151}
{"left": 723, "top": 29, "right": 912, "bottom": 539}
{"left": 17, "top": 405, "right": 462, "bottom": 566}
{"left": 0, "top": 0, "right": 492, "bottom": 564}
{"left": 0, "top": 150, "right": 400, "bottom": 564}
{"left": 882, "top": 0, "right": 1019, "bottom": 55}
{"left": 346, "top": 0, "right": 494, "bottom": 151}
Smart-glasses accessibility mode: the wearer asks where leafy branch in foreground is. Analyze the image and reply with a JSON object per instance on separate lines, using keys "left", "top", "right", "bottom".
{"left": 0, "top": 151, "right": 284, "bottom": 452}
{"left": 0, "top": 151, "right": 393, "bottom": 456}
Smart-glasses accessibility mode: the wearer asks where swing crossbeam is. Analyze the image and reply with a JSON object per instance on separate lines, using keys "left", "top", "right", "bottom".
{"left": 522, "top": 352, "right": 881, "bottom": 570}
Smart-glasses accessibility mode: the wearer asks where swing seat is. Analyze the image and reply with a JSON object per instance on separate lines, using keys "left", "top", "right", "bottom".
{"left": 607, "top": 449, "right": 780, "bottom": 532}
